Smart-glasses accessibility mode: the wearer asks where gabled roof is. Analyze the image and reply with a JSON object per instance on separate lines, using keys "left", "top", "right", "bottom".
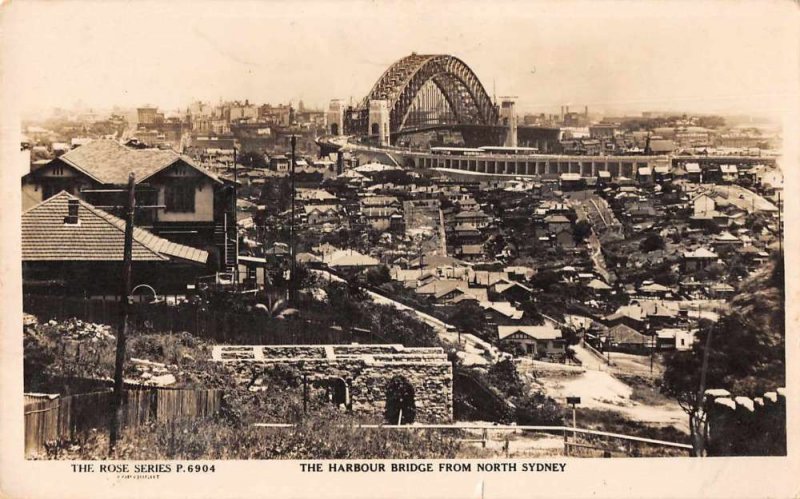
{"left": 639, "top": 283, "right": 671, "bottom": 293}
{"left": 480, "top": 301, "right": 524, "bottom": 320}
{"left": 22, "top": 192, "right": 208, "bottom": 264}
{"left": 607, "top": 324, "right": 650, "bottom": 344}
{"left": 325, "top": 250, "right": 379, "bottom": 267}
{"left": 296, "top": 188, "right": 337, "bottom": 202}
{"left": 684, "top": 247, "right": 718, "bottom": 259}
{"left": 493, "top": 280, "right": 533, "bottom": 294}
{"left": 544, "top": 215, "right": 570, "bottom": 223}
{"left": 47, "top": 139, "right": 220, "bottom": 185}
{"left": 498, "top": 324, "right": 561, "bottom": 341}
{"left": 586, "top": 279, "right": 612, "bottom": 290}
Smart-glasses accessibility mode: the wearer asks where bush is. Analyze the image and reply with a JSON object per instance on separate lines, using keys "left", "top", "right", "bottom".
{"left": 514, "top": 392, "right": 563, "bottom": 426}
{"left": 487, "top": 359, "right": 524, "bottom": 398}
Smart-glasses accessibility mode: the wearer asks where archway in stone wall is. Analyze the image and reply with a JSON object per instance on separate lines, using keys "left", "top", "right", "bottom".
{"left": 312, "top": 377, "right": 350, "bottom": 411}
{"left": 384, "top": 375, "right": 416, "bottom": 425}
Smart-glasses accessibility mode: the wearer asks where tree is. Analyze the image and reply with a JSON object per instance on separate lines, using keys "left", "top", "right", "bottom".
{"left": 573, "top": 220, "right": 592, "bottom": 244}
{"left": 662, "top": 256, "right": 784, "bottom": 456}
{"left": 446, "top": 301, "right": 486, "bottom": 334}
{"left": 639, "top": 233, "right": 665, "bottom": 252}
{"left": 531, "top": 270, "right": 560, "bottom": 291}
{"left": 238, "top": 151, "right": 267, "bottom": 169}
{"left": 365, "top": 265, "right": 391, "bottom": 287}
{"left": 518, "top": 300, "right": 545, "bottom": 325}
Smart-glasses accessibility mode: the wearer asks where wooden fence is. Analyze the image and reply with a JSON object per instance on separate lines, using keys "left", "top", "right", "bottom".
{"left": 23, "top": 294, "right": 373, "bottom": 345}
{"left": 24, "top": 388, "right": 222, "bottom": 458}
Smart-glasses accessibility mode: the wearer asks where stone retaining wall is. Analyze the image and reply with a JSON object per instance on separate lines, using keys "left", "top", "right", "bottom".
{"left": 704, "top": 387, "right": 786, "bottom": 456}
{"left": 212, "top": 344, "right": 453, "bottom": 423}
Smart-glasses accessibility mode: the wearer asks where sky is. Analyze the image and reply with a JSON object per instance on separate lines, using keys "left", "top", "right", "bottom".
{"left": 2, "top": 0, "right": 799, "bottom": 120}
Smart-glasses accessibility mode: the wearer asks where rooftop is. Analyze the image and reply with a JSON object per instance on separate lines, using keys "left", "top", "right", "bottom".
{"left": 45, "top": 139, "right": 220, "bottom": 185}
{"left": 22, "top": 192, "right": 208, "bottom": 264}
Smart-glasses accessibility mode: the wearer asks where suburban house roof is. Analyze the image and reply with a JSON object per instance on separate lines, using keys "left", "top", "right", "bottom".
{"left": 296, "top": 189, "right": 337, "bottom": 202}
{"left": 325, "top": 250, "right": 380, "bottom": 268}
{"left": 480, "top": 301, "right": 524, "bottom": 320}
{"left": 498, "top": 325, "right": 561, "bottom": 341}
{"left": 44, "top": 139, "right": 221, "bottom": 185}
{"left": 684, "top": 247, "right": 719, "bottom": 259}
{"left": 360, "top": 195, "right": 400, "bottom": 207}
{"left": 408, "top": 254, "right": 465, "bottom": 269}
{"left": 639, "top": 283, "right": 671, "bottom": 293}
{"left": 416, "top": 279, "right": 467, "bottom": 296}
{"left": 460, "top": 244, "right": 484, "bottom": 256}
{"left": 304, "top": 204, "right": 339, "bottom": 215}
{"left": 22, "top": 192, "right": 208, "bottom": 264}
{"left": 493, "top": 280, "right": 533, "bottom": 294}
{"left": 544, "top": 215, "right": 571, "bottom": 224}
{"left": 471, "top": 271, "right": 508, "bottom": 287}
{"left": 586, "top": 279, "right": 612, "bottom": 291}
{"left": 607, "top": 324, "right": 651, "bottom": 345}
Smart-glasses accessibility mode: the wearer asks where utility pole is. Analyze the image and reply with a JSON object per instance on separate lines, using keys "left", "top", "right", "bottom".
{"left": 110, "top": 172, "right": 135, "bottom": 452}
{"left": 289, "top": 135, "right": 297, "bottom": 304}
{"left": 233, "top": 146, "right": 239, "bottom": 286}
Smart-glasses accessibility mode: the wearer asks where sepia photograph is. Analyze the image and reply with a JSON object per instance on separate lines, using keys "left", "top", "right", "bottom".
{"left": 0, "top": 0, "right": 798, "bottom": 497}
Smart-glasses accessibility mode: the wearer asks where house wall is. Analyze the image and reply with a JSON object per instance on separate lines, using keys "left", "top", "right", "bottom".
{"left": 155, "top": 169, "right": 215, "bottom": 223}
{"left": 21, "top": 162, "right": 93, "bottom": 211}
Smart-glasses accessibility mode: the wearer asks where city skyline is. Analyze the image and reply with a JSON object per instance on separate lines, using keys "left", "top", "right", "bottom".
{"left": 4, "top": 0, "right": 798, "bottom": 122}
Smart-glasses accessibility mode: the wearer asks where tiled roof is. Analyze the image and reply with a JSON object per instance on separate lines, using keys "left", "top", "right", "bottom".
{"left": 54, "top": 139, "right": 221, "bottom": 185}
{"left": 22, "top": 192, "right": 208, "bottom": 264}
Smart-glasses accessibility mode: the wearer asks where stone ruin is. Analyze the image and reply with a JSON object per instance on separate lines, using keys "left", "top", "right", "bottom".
{"left": 212, "top": 344, "right": 453, "bottom": 423}
{"left": 704, "top": 387, "right": 786, "bottom": 456}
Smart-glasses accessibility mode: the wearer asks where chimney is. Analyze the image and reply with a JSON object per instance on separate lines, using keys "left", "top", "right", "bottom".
{"left": 64, "top": 199, "right": 79, "bottom": 225}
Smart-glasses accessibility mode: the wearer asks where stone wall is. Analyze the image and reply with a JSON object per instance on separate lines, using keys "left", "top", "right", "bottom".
{"left": 704, "top": 387, "right": 786, "bottom": 456}
{"left": 212, "top": 344, "right": 453, "bottom": 423}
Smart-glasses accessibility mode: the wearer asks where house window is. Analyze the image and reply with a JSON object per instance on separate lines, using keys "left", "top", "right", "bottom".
{"left": 165, "top": 184, "right": 195, "bottom": 212}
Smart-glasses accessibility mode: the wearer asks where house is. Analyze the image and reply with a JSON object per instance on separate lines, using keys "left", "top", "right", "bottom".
{"left": 22, "top": 192, "right": 209, "bottom": 296}
{"left": 269, "top": 155, "right": 290, "bottom": 172}
{"left": 480, "top": 301, "right": 524, "bottom": 325}
{"left": 685, "top": 162, "right": 702, "bottom": 182}
{"left": 362, "top": 207, "right": 401, "bottom": 231}
{"left": 304, "top": 204, "right": 341, "bottom": 227}
{"left": 586, "top": 278, "right": 613, "bottom": 295}
{"left": 720, "top": 164, "right": 739, "bottom": 183}
{"left": 683, "top": 247, "right": 719, "bottom": 272}
{"left": 491, "top": 280, "right": 533, "bottom": 304}
{"left": 454, "top": 210, "right": 490, "bottom": 229}
{"left": 459, "top": 244, "right": 485, "bottom": 262}
{"left": 656, "top": 328, "right": 696, "bottom": 351}
{"left": 296, "top": 188, "right": 338, "bottom": 204}
{"left": 606, "top": 324, "right": 653, "bottom": 354}
{"left": 604, "top": 308, "right": 646, "bottom": 332}
{"left": 638, "top": 282, "right": 672, "bottom": 298}
{"left": 497, "top": 325, "right": 566, "bottom": 358}
{"left": 708, "top": 283, "right": 735, "bottom": 299}
{"left": 324, "top": 250, "right": 380, "bottom": 270}
{"left": 712, "top": 231, "right": 742, "bottom": 252}
{"left": 21, "top": 139, "right": 234, "bottom": 268}
{"left": 544, "top": 215, "right": 571, "bottom": 234}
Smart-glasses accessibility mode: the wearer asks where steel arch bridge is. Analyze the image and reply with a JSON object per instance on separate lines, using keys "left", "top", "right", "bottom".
{"left": 345, "top": 53, "right": 500, "bottom": 138}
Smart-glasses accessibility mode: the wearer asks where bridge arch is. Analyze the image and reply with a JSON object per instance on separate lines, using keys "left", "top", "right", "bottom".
{"left": 349, "top": 54, "right": 499, "bottom": 136}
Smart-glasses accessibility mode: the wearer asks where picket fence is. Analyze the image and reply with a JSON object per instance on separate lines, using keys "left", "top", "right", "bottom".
{"left": 24, "top": 388, "right": 222, "bottom": 457}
